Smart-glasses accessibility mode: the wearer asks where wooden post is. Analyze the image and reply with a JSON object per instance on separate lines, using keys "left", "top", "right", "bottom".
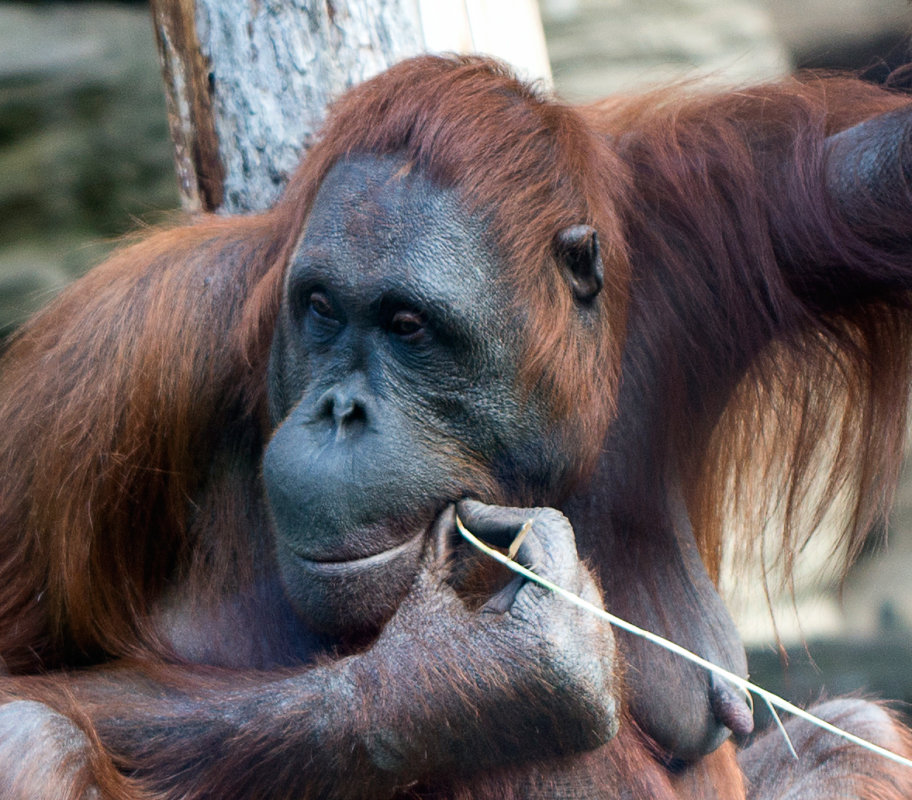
{"left": 149, "top": 0, "right": 424, "bottom": 214}
{"left": 149, "top": 0, "right": 553, "bottom": 215}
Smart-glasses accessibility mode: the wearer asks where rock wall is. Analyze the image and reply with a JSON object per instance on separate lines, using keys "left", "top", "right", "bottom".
{"left": 541, "top": 0, "right": 790, "bottom": 99}
{"left": 0, "top": 3, "right": 177, "bottom": 335}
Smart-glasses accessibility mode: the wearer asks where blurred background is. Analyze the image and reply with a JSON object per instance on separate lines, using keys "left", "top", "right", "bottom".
{"left": 2, "top": 0, "right": 911, "bottom": 724}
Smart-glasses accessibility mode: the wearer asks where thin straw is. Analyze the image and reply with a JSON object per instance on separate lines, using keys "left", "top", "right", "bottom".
{"left": 455, "top": 515, "right": 912, "bottom": 771}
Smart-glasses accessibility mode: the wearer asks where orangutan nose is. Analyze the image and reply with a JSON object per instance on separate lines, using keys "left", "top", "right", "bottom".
{"left": 318, "top": 386, "right": 369, "bottom": 435}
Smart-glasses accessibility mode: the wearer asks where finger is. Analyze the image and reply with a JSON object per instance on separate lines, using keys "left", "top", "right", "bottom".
{"left": 457, "top": 502, "right": 580, "bottom": 585}
{"left": 515, "top": 508, "right": 578, "bottom": 583}
{"left": 509, "top": 509, "right": 587, "bottom": 607}
{"left": 456, "top": 499, "right": 534, "bottom": 549}
{"left": 411, "top": 505, "right": 457, "bottom": 592}
{"left": 482, "top": 575, "right": 525, "bottom": 614}
{"left": 457, "top": 502, "right": 587, "bottom": 606}
{"left": 577, "top": 569, "right": 606, "bottom": 611}
{"left": 429, "top": 504, "right": 456, "bottom": 567}
{"left": 457, "top": 500, "right": 535, "bottom": 612}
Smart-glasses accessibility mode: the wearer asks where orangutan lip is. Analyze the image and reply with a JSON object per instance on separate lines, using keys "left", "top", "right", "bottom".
{"left": 289, "top": 528, "right": 425, "bottom": 576}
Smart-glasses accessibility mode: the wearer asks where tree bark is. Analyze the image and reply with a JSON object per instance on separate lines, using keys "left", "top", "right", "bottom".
{"left": 149, "top": 0, "right": 424, "bottom": 214}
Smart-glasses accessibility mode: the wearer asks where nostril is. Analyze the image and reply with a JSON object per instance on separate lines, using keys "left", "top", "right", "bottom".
{"left": 335, "top": 397, "right": 366, "bottom": 426}
{"left": 317, "top": 391, "right": 335, "bottom": 421}
{"left": 318, "top": 388, "right": 368, "bottom": 432}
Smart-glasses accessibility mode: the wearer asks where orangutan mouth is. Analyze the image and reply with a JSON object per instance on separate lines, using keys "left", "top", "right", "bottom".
{"left": 288, "top": 527, "right": 427, "bottom": 577}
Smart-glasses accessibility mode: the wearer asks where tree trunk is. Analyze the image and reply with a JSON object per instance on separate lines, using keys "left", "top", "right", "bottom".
{"left": 149, "top": 0, "right": 424, "bottom": 214}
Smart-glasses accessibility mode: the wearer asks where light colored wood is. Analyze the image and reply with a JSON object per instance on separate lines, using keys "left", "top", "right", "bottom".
{"left": 150, "top": 0, "right": 424, "bottom": 213}
{"left": 418, "top": 0, "right": 553, "bottom": 84}
{"left": 150, "top": 0, "right": 553, "bottom": 214}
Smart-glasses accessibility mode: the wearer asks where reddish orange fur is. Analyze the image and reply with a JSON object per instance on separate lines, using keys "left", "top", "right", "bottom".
{"left": 0, "top": 217, "right": 285, "bottom": 668}
{"left": 579, "top": 77, "right": 912, "bottom": 580}
{"left": 1, "top": 55, "right": 912, "bottom": 797}
{"left": 0, "top": 56, "right": 636, "bottom": 671}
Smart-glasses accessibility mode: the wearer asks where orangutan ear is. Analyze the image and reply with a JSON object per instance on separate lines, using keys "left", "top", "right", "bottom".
{"left": 553, "top": 225, "right": 604, "bottom": 304}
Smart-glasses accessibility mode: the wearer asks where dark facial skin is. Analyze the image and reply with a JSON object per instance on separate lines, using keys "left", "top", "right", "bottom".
{"left": 262, "top": 154, "right": 752, "bottom": 765}
{"left": 263, "top": 155, "right": 559, "bottom": 637}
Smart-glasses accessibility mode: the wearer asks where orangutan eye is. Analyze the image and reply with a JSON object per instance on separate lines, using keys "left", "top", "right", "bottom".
{"left": 307, "top": 291, "right": 336, "bottom": 321}
{"left": 389, "top": 310, "right": 425, "bottom": 340}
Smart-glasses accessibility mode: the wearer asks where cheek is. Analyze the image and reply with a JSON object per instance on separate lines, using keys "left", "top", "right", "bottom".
{"left": 416, "top": 373, "right": 567, "bottom": 503}
{"left": 262, "top": 398, "right": 498, "bottom": 553}
{"left": 488, "top": 414, "right": 576, "bottom": 503}
{"left": 266, "top": 321, "right": 311, "bottom": 426}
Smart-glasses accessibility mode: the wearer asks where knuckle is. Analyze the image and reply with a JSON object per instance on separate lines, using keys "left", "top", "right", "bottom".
{"left": 504, "top": 600, "right": 548, "bottom": 640}
{"left": 532, "top": 506, "right": 572, "bottom": 532}
{"left": 559, "top": 655, "right": 618, "bottom": 733}
{"left": 531, "top": 509, "right": 577, "bottom": 555}
{"left": 582, "top": 694, "right": 621, "bottom": 748}
{"left": 487, "top": 599, "right": 619, "bottom": 748}
{"left": 539, "top": 640, "right": 619, "bottom": 748}
{"left": 508, "top": 576, "right": 552, "bottom": 617}
{"left": 578, "top": 571, "right": 606, "bottom": 610}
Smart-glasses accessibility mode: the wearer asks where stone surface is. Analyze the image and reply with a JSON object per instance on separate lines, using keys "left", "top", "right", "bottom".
{"left": 0, "top": 3, "right": 178, "bottom": 334}
{"left": 541, "top": 0, "right": 791, "bottom": 100}
{"left": 760, "top": 0, "right": 910, "bottom": 67}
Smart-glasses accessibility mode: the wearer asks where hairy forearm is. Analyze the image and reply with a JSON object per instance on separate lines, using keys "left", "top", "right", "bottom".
{"left": 0, "top": 510, "right": 618, "bottom": 799}
{"left": 92, "top": 637, "right": 591, "bottom": 798}
{"left": 3, "top": 658, "right": 399, "bottom": 800}
{"left": 0, "top": 635, "right": 532, "bottom": 799}
{"left": 97, "top": 663, "right": 412, "bottom": 799}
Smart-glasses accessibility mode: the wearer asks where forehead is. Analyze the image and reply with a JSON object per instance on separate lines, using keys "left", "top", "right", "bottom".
{"left": 293, "top": 155, "right": 501, "bottom": 298}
